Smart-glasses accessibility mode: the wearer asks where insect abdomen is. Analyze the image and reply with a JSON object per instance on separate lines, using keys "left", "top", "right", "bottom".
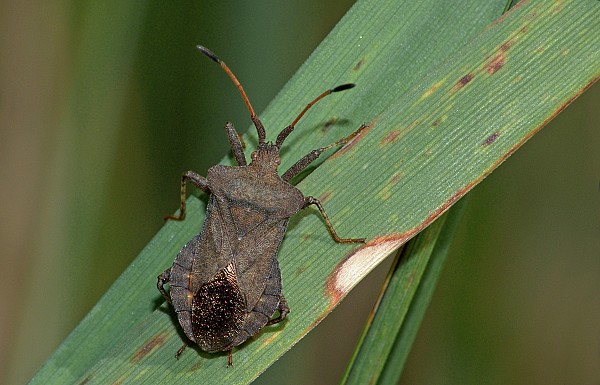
{"left": 191, "top": 262, "right": 246, "bottom": 352}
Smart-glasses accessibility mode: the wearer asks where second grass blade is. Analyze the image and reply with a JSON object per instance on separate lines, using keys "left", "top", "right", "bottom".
{"left": 341, "top": 198, "right": 469, "bottom": 385}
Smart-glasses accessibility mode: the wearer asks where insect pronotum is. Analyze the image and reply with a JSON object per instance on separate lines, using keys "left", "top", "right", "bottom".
{"left": 157, "top": 45, "right": 366, "bottom": 366}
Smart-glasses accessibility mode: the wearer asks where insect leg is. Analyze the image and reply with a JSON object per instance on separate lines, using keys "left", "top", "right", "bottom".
{"left": 164, "top": 171, "right": 210, "bottom": 221}
{"left": 224, "top": 121, "right": 247, "bottom": 166}
{"left": 303, "top": 196, "right": 365, "bottom": 244}
{"left": 157, "top": 268, "right": 172, "bottom": 304}
{"left": 227, "top": 349, "right": 233, "bottom": 367}
{"left": 175, "top": 342, "right": 187, "bottom": 359}
{"left": 281, "top": 123, "right": 367, "bottom": 182}
{"left": 266, "top": 295, "right": 289, "bottom": 325}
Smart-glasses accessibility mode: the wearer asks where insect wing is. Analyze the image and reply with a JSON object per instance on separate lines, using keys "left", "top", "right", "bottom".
{"left": 213, "top": 190, "right": 289, "bottom": 310}
{"left": 189, "top": 195, "right": 235, "bottom": 290}
{"left": 233, "top": 217, "right": 289, "bottom": 310}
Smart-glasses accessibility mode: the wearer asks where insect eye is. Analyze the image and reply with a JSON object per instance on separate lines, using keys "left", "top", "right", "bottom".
{"left": 275, "top": 157, "right": 280, "bottom": 165}
{"left": 251, "top": 151, "right": 258, "bottom": 160}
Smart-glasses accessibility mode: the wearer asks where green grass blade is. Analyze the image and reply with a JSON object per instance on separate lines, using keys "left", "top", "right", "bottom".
{"left": 29, "top": 0, "right": 599, "bottom": 384}
{"left": 340, "top": 198, "right": 468, "bottom": 385}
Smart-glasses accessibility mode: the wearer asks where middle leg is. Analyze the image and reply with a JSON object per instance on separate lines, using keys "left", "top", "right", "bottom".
{"left": 304, "top": 196, "right": 365, "bottom": 244}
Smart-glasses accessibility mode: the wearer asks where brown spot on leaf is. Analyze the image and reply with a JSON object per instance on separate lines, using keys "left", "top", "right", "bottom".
{"left": 353, "top": 58, "right": 365, "bottom": 71}
{"left": 380, "top": 129, "right": 403, "bottom": 145}
{"left": 296, "top": 265, "right": 307, "bottom": 276}
{"left": 130, "top": 331, "right": 168, "bottom": 363}
{"left": 500, "top": 40, "right": 513, "bottom": 53}
{"left": 380, "top": 119, "right": 421, "bottom": 145}
{"left": 552, "top": 0, "right": 565, "bottom": 14}
{"left": 190, "top": 361, "right": 202, "bottom": 372}
{"left": 78, "top": 375, "right": 92, "bottom": 385}
{"left": 484, "top": 54, "right": 505, "bottom": 75}
{"left": 453, "top": 73, "right": 474, "bottom": 91}
{"left": 480, "top": 32, "right": 520, "bottom": 77}
{"left": 432, "top": 117, "right": 444, "bottom": 127}
{"left": 318, "top": 191, "right": 333, "bottom": 203}
{"left": 483, "top": 132, "right": 499, "bottom": 146}
{"left": 258, "top": 329, "right": 284, "bottom": 351}
{"left": 459, "top": 73, "right": 474, "bottom": 85}
{"left": 378, "top": 172, "right": 404, "bottom": 200}
{"left": 390, "top": 173, "right": 402, "bottom": 185}
{"left": 407, "top": 119, "right": 421, "bottom": 131}
{"left": 420, "top": 80, "right": 445, "bottom": 100}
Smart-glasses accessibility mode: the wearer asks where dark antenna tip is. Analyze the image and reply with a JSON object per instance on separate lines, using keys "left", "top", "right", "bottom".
{"left": 331, "top": 83, "right": 356, "bottom": 93}
{"left": 197, "top": 45, "right": 220, "bottom": 64}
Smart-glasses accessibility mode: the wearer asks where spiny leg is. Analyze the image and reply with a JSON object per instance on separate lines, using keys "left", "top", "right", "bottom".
{"left": 267, "top": 295, "right": 290, "bottom": 326}
{"left": 164, "top": 171, "right": 210, "bottom": 221}
{"left": 157, "top": 268, "right": 172, "bottom": 304}
{"left": 304, "top": 196, "right": 365, "bottom": 244}
{"left": 282, "top": 123, "right": 367, "bottom": 182}
{"left": 224, "top": 121, "right": 246, "bottom": 166}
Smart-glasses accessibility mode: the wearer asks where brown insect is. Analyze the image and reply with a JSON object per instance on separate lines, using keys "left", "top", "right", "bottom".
{"left": 157, "top": 45, "right": 366, "bottom": 366}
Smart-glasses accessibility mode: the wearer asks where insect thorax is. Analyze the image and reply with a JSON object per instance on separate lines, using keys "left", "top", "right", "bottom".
{"left": 208, "top": 164, "right": 305, "bottom": 215}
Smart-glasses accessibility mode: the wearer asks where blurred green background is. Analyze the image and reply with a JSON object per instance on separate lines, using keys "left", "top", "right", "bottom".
{"left": 1, "top": 1, "right": 598, "bottom": 384}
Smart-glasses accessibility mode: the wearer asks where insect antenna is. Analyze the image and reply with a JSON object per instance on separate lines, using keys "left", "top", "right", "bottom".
{"left": 197, "top": 45, "right": 267, "bottom": 145}
{"left": 275, "top": 83, "right": 355, "bottom": 148}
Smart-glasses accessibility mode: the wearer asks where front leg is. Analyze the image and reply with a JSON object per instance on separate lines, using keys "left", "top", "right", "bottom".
{"left": 282, "top": 124, "right": 367, "bottom": 182}
{"left": 224, "top": 121, "right": 247, "bottom": 166}
{"left": 164, "top": 171, "right": 210, "bottom": 221}
{"left": 304, "top": 196, "right": 365, "bottom": 244}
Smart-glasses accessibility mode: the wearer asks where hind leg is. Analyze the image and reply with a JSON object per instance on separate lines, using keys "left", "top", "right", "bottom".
{"left": 267, "top": 295, "right": 289, "bottom": 326}
{"left": 157, "top": 268, "right": 172, "bottom": 304}
{"left": 175, "top": 342, "right": 187, "bottom": 359}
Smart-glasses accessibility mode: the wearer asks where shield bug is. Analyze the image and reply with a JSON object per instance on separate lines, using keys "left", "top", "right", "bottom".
{"left": 157, "top": 45, "right": 366, "bottom": 366}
